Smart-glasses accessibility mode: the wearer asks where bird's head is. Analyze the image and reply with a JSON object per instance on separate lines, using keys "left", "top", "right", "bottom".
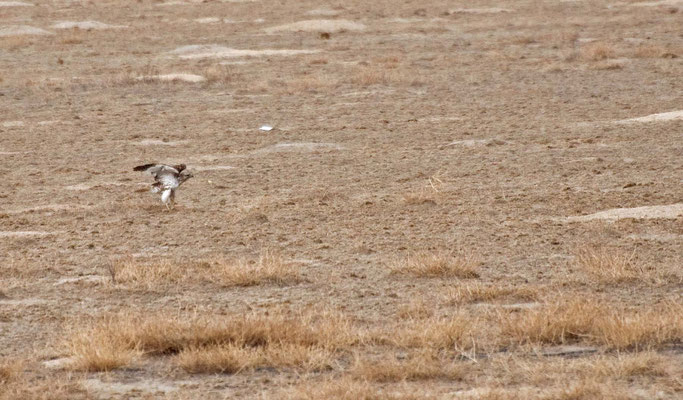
{"left": 179, "top": 171, "right": 193, "bottom": 183}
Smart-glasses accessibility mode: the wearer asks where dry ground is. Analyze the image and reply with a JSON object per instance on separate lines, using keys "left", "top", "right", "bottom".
{"left": 1, "top": 0, "right": 682, "bottom": 398}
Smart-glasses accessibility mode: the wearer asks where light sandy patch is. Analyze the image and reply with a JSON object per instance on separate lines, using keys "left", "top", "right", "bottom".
{"left": 82, "top": 379, "right": 178, "bottom": 397}
{"left": 305, "top": 7, "right": 340, "bottom": 16}
{"left": 0, "top": 1, "right": 33, "bottom": 6}
{"left": 255, "top": 142, "right": 345, "bottom": 154}
{"left": 450, "top": 8, "right": 513, "bottom": 14}
{"left": 1, "top": 121, "right": 24, "bottom": 127}
{"left": 566, "top": 203, "right": 683, "bottom": 222}
{"left": 37, "top": 120, "right": 64, "bottom": 126}
{"left": 444, "top": 139, "right": 489, "bottom": 147}
{"left": 0, "top": 298, "right": 49, "bottom": 305}
{"left": 265, "top": 19, "right": 366, "bottom": 33}
{"left": 0, "top": 231, "right": 57, "bottom": 237}
{"left": 194, "top": 17, "right": 220, "bottom": 24}
{"left": 54, "top": 276, "right": 106, "bottom": 286}
{"left": 51, "top": 21, "right": 127, "bottom": 30}
{"left": 139, "top": 73, "right": 206, "bottom": 83}
{"left": 0, "top": 151, "right": 26, "bottom": 155}
{"left": 43, "top": 357, "right": 76, "bottom": 369}
{"left": 134, "top": 139, "right": 187, "bottom": 146}
{"left": 614, "top": 110, "right": 683, "bottom": 124}
{"left": 169, "top": 44, "right": 319, "bottom": 60}
{"left": 0, "top": 25, "right": 53, "bottom": 37}
{"left": 190, "top": 165, "right": 235, "bottom": 171}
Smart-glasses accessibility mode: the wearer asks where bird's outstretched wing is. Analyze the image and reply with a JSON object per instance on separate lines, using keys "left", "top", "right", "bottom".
{"left": 134, "top": 163, "right": 183, "bottom": 189}
{"left": 134, "top": 163, "right": 184, "bottom": 175}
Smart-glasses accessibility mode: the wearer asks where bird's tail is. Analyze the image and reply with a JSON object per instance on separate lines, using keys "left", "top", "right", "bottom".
{"left": 134, "top": 163, "right": 157, "bottom": 172}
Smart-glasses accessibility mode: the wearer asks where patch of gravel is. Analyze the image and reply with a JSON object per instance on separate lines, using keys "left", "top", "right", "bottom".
{"left": 169, "top": 44, "right": 319, "bottom": 59}
{"left": 264, "top": 19, "right": 366, "bottom": 33}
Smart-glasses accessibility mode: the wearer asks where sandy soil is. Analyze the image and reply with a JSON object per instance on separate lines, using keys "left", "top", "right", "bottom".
{"left": 0, "top": 0, "right": 681, "bottom": 399}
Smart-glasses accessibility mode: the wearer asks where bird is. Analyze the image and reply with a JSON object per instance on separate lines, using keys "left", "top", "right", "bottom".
{"left": 134, "top": 163, "right": 193, "bottom": 210}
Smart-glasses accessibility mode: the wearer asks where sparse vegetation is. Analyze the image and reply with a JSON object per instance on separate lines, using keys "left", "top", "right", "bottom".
{"left": 499, "top": 298, "right": 682, "bottom": 350}
{"left": 389, "top": 252, "right": 480, "bottom": 278}
{"left": 445, "top": 283, "right": 540, "bottom": 305}
{"left": 109, "top": 250, "right": 301, "bottom": 288}
{"left": 575, "top": 246, "right": 650, "bottom": 284}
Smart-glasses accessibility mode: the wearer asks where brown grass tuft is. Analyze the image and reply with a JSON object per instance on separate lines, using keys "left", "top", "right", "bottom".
{"left": 109, "top": 250, "right": 301, "bottom": 288}
{"left": 0, "top": 359, "right": 22, "bottom": 384}
{"left": 389, "top": 251, "right": 480, "bottom": 279}
{"left": 445, "top": 283, "right": 539, "bottom": 305}
{"left": 580, "top": 42, "right": 616, "bottom": 61}
{"left": 372, "top": 313, "right": 478, "bottom": 350}
{"left": 499, "top": 298, "right": 682, "bottom": 349}
{"left": 590, "top": 60, "right": 625, "bottom": 70}
{"left": 575, "top": 246, "right": 650, "bottom": 284}
{"left": 632, "top": 44, "right": 669, "bottom": 58}
{"left": 66, "top": 309, "right": 355, "bottom": 373}
{"left": 203, "top": 64, "right": 232, "bottom": 84}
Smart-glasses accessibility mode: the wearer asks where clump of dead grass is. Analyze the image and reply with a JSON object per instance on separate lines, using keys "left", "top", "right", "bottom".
{"left": 445, "top": 283, "right": 540, "bottom": 305}
{"left": 65, "top": 308, "right": 355, "bottom": 373}
{"left": 396, "top": 298, "right": 435, "bottom": 320}
{"left": 590, "top": 60, "right": 625, "bottom": 70}
{"left": 0, "top": 359, "right": 22, "bottom": 384}
{"left": 349, "top": 351, "right": 464, "bottom": 382}
{"left": 499, "top": 298, "right": 682, "bottom": 350}
{"left": 389, "top": 251, "right": 480, "bottom": 279}
{"left": 580, "top": 42, "right": 616, "bottom": 61}
{"left": 575, "top": 246, "right": 649, "bottom": 284}
{"left": 631, "top": 44, "right": 670, "bottom": 58}
{"left": 109, "top": 250, "right": 301, "bottom": 289}
{"left": 371, "top": 313, "right": 479, "bottom": 351}
{"left": 203, "top": 64, "right": 232, "bottom": 84}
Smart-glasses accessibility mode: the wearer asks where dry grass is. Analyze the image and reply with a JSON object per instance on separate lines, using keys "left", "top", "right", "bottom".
{"left": 0, "top": 359, "right": 22, "bottom": 384}
{"left": 590, "top": 60, "right": 625, "bottom": 70}
{"left": 65, "top": 309, "right": 355, "bottom": 373}
{"left": 575, "top": 246, "right": 650, "bottom": 284}
{"left": 389, "top": 251, "right": 480, "bottom": 278}
{"left": 350, "top": 65, "right": 422, "bottom": 86}
{"left": 396, "top": 298, "right": 435, "bottom": 320}
{"left": 109, "top": 250, "right": 301, "bottom": 288}
{"left": 203, "top": 64, "right": 232, "bottom": 84}
{"left": 349, "top": 351, "right": 464, "bottom": 382}
{"left": 499, "top": 298, "right": 682, "bottom": 350}
{"left": 631, "top": 44, "right": 669, "bottom": 58}
{"left": 444, "top": 283, "right": 540, "bottom": 305}
{"left": 372, "top": 313, "right": 479, "bottom": 351}
{"left": 580, "top": 42, "right": 616, "bottom": 61}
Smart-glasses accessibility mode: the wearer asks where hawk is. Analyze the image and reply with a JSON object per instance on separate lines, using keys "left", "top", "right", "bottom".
{"left": 134, "top": 163, "right": 193, "bottom": 209}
